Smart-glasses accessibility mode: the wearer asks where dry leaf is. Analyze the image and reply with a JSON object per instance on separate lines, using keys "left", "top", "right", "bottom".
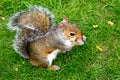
{"left": 93, "top": 25, "right": 98, "bottom": 28}
{"left": 1, "top": 17, "right": 5, "bottom": 20}
{"left": 96, "top": 46, "right": 103, "bottom": 52}
{"left": 107, "top": 21, "right": 114, "bottom": 26}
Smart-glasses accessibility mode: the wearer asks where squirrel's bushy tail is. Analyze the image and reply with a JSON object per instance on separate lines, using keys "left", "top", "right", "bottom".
{"left": 8, "top": 5, "right": 55, "bottom": 31}
{"left": 8, "top": 5, "right": 55, "bottom": 59}
{"left": 7, "top": 11, "right": 26, "bottom": 31}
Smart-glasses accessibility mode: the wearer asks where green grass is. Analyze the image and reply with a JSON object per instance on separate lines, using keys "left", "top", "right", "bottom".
{"left": 0, "top": 0, "right": 120, "bottom": 80}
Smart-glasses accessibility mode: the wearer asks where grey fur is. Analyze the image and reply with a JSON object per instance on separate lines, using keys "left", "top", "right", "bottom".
{"left": 28, "top": 5, "right": 55, "bottom": 30}
{"left": 50, "top": 28, "right": 73, "bottom": 52}
{"left": 8, "top": 5, "right": 55, "bottom": 31}
{"left": 14, "top": 31, "right": 29, "bottom": 58}
{"left": 7, "top": 11, "right": 26, "bottom": 31}
{"left": 8, "top": 5, "right": 55, "bottom": 59}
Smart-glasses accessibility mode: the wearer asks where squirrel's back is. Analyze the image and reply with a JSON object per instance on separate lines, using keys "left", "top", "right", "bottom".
{"left": 8, "top": 5, "right": 55, "bottom": 33}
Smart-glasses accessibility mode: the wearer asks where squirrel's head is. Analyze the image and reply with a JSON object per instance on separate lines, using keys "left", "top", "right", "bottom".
{"left": 57, "top": 16, "right": 86, "bottom": 46}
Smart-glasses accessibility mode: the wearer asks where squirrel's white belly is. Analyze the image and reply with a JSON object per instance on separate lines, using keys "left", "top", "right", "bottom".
{"left": 61, "top": 40, "right": 73, "bottom": 53}
{"left": 64, "top": 40, "right": 73, "bottom": 48}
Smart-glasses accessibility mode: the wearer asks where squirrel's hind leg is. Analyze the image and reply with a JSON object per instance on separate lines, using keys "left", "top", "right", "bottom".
{"left": 29, "top": 57, "right": 48, "bottom": 67}
{"left": 29, "top": 49, "right": 61, "bottom": 71}
{"left": 29, "top": 56, "right": 60, "bottom": 71}
{"left": 30, "top": 59, "right": 60, "bottom": 71}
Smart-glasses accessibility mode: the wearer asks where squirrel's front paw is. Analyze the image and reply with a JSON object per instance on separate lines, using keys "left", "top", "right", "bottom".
{"left": 49, "top": 65, "right": 60, "bottom": 71}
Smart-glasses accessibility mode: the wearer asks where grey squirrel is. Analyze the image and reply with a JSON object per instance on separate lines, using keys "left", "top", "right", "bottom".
{"left": 8, "top": 5, "right": 86, "bottom": 71}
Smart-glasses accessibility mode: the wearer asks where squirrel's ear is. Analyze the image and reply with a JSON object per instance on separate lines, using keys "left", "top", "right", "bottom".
{"left": 58, "top": 23, "right": 65, "bottom": 32}
{"left": 62, "top": 16, "right": 68, "bottom": 23}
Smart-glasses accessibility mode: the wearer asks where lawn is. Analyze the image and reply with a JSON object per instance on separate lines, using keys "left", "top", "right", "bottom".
{"left": 0, "top": 0, "right": 120, "bottom": 80}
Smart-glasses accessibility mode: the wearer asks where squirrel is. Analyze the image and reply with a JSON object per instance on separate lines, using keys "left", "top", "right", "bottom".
{"left": 8, "top": 5, "right": 86, "bottom": 71}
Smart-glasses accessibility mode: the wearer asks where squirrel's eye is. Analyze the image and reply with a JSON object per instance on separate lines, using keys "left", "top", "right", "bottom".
{"left": 70, "top": 32, "right": 75, "bottom": 36}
